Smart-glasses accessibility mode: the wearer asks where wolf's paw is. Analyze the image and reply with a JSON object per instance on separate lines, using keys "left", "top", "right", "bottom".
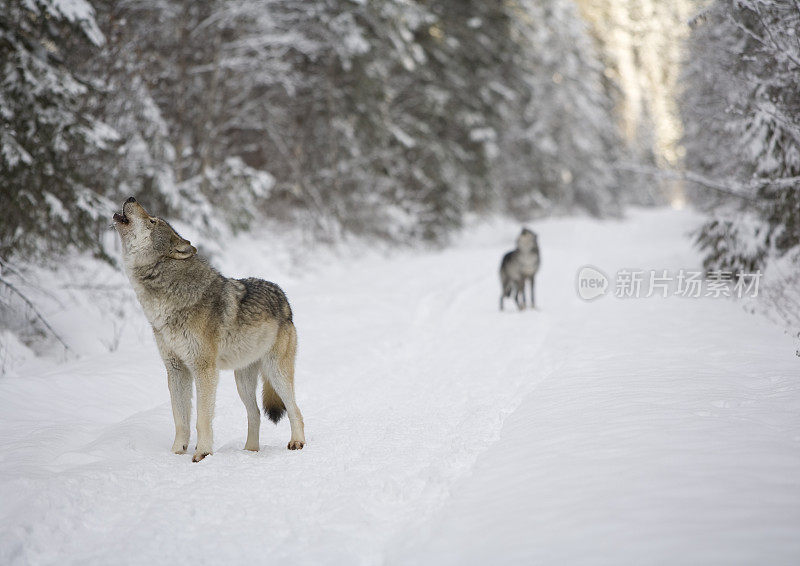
{"left": 192, "top": 451, "right": 211, "bottom": 462}
{"left": 287, "top": 440, "right": 305, "bottom": 450}
{"left": 172, "top": 442, "right": 188, "bottom": 454}
{"left": 244, "top": 443, "right": 259, "bottom": 452}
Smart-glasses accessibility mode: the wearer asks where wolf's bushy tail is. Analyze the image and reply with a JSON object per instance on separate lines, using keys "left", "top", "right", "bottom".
{"left": 262, "top": 321, "right": 297, "bottom": 424}
{"left": 262, "top": 380, "right": 286, "bottom": 424}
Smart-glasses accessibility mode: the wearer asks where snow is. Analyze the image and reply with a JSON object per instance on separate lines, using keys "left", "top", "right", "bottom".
{"left": 35, "top": 0, "right": 105, "bottom": 46}
{"left": 1, "top": 208, "right": 798, "bottom": 565}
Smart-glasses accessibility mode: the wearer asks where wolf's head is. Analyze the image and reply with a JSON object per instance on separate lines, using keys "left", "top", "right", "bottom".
{"left": 113, "top": 197, "right": 196, "bottom": 268}
{"left": 517, "top": 228, "right": 538, "bottom": 252}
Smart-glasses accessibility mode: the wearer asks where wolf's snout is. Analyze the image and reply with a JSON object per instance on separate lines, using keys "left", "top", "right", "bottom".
{"left": 113, "top": 197, "right": 136, "bottom": 225}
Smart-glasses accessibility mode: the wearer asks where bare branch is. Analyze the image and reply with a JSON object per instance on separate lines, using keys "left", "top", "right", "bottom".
{"left": 0, "top": 259, "right": 64, "bottom": 307}
{"left": 613, "top": 163, "right": 760, "bottom": 204}
{"left": 0, "top": 276, "right": 72, "bottom": 354}
{"left": 752, "top": 4, "right": 800, "bottom": 69}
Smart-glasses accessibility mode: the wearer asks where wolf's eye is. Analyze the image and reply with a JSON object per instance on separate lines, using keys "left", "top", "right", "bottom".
{"left": 149, "top": 219, "right": 156, "bottom": 225}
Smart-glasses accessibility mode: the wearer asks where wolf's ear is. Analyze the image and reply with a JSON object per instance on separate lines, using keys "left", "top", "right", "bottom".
{"left": 168, "top": 237, "right": 197, "bottom": 260}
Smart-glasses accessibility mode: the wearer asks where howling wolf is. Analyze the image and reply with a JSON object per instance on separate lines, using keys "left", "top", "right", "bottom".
{"left": 499, "top": 228, "right": 540, "bottom": 311}
{"left": 113, "top": 197, "right": 305, "bottom": 462}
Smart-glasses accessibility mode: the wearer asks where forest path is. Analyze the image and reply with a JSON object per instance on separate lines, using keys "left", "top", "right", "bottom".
{"left": 1, "top": 209, "right": 798, "bottom": 565}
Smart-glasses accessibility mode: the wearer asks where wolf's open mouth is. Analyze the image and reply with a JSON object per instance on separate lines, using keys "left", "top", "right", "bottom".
{"left": 113, "top": 211, "right": 129, "bottom": 224}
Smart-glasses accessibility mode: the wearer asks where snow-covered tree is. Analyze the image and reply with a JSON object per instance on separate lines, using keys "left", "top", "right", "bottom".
{"left": 683, "top": 0, "right": 800, "bottom": 269}
{"left": 274, "top": 0, "right": 628, "bottom": 239}
{"left": 0, "top": 0, "right": 111, "bottom": 261}
{"left": 93, "top": 0, "right": 302, "bottom": 233}
{"left": 2, "top": 0, "right": 634, "bottom": 253}
{"left": 682, "top": 0, "right": 800, "bottom": 337}
{"left": 495, "top": 0, "right": 625, "bottom": 218}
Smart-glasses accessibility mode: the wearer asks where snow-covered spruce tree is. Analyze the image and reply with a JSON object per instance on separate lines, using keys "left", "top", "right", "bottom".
{"left": 0, "top": 0, "right": 111, "bottom": 262}
{"left": 682, "top": 0, "right": 800, "bottom": 338}
{"left": 682, "top": 0, "right": 800, "bottom": 273}
{"left": 495, "top": 0, "right": 625, "bottom": 218}
{"left": 249, "top": 0, "right": 475, "bottom": 242}
{"left": 230, "top": 0, "right": 426, "bottom": 240}
{"left": 1, "top": 0, "right": 634, "bottom": 258}
{"left": 98, "top": 0, "right": 307, "bottom": 234}
{"left": 276, "top": 0, "right": 627, "bottom": 241}
{"left": 63, "top": 1, "right": 180, "bottom": 226}
{"left": 190, "top": 0, "right": 484, "bottom": 243}
{"left": 403, "top": 0, "right": 527, "bottom": 232}
{"left": 320, "top": 0, "right": 490, "bottom": 241}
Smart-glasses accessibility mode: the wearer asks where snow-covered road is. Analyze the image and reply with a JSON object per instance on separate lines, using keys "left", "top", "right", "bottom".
{"left": 1, "top": 209, "right": 798, "bottom": 565}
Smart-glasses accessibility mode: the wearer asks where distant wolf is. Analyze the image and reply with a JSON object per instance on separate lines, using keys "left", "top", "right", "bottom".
{"left": 499, "top": 228, "right": 540, "bottom": 311}
{"left": 113, "top": 197, "right": 304, "bottom": 462}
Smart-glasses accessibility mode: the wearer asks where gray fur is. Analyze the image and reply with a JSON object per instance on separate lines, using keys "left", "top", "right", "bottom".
{"left": 113, "top": 197, "right": 305, "bottom": 461}
{"left": 499, "top": 227, "right": 540, "bottom": 311}
{"left": 237, "top": 278, "right": 293, "bottom": 324}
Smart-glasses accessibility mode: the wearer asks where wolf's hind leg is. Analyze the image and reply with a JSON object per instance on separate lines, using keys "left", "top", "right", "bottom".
{"left": 500, "top": 280, "right": 512, "bottom": 311}
{"left": 166, "top": 356, "right": 193, "bottom": 454}
{"left": 235, "top": 362, "right": 261, "bottom": 451}
{"left": 265, "top": 323, "right": 305, "bottom": 450}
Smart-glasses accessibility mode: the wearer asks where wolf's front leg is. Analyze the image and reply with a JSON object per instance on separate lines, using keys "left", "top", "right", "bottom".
{"left": 192, "top": 362, "right": 219, "bottom": 462}
{"left": 515, "top": 283, "right": 525, "bottom": 311}
{"left": 166, "top": 356, "right": 193, "bottom": 454}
